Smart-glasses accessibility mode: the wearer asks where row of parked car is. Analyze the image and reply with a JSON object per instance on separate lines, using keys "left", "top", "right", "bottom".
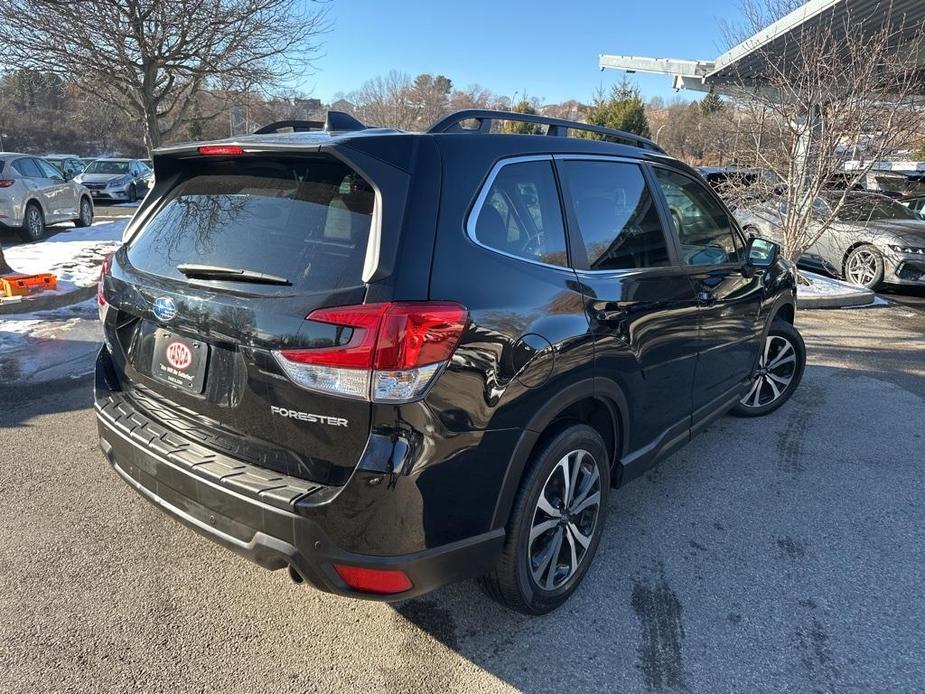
{"left": 0, "top": 153, "right": 154, "bottom": 241}
{"left": 697, "top": 166, "right": 925, "bottom": 290}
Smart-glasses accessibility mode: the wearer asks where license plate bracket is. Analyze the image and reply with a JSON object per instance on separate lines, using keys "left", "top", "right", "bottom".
{"left": 151, "top": 330, "right": 208, "bottom": 393}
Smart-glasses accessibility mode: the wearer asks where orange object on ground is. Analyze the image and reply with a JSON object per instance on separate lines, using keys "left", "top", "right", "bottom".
{"left": 0, "top": 273, "right": 57, "bottom": 297}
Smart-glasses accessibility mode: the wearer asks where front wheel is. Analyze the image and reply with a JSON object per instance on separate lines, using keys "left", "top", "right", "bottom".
{"left": 731, "top": 319, "right": 806, "bottom": 417}
{"left": 480, "top": 424, "right": 610, "bottom": 614}
{"left": 844, "top": 244, "right": 884, "bottom": 289}
{"left": 128, "top": 184, "right": 137, "bottom": 203}
{"left": 74, "top": 197, "right": 93, "bottom": 227}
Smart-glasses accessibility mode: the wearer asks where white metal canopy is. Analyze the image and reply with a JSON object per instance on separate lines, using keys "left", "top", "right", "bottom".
{"left": 600, "top": 0, "right": 925, "bottom": 94}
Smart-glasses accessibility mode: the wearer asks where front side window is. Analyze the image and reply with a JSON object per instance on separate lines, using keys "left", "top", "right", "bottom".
{"left": 37, "top": 160, "right": 63, "bottom": 179}
{"left": 560, "top": 160, "right": 670, "bottom": 270}
{"left": 654, "top": 168, "right": 742, "bottom": 266}
{"left": 472, "top": 159, "right": 568, "bottom": 267}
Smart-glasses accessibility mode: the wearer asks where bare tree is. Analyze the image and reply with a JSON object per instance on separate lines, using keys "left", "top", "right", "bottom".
{"left": 349, "top": 71, "right": 456, "bottom": 130}
{"left": 718, "top": 0, "right": 925, "bottom": 263}
{"left": 0, "top": 0, "right": 328, "bottom": 153}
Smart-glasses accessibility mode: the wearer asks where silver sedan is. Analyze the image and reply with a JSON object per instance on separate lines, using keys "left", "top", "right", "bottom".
{"left": 736, "top": 192, "right": 925, "bottom": 289}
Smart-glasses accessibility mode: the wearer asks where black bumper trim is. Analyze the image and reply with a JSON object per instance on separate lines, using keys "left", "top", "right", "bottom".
{"left": 97, "top": 386, "right": 504, "bottom": 600}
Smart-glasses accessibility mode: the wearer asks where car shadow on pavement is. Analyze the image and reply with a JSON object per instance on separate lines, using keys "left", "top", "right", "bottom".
{"left": 0, "top": 370, "right": 93, "bottom": 428}
{"left": 389, "top": 362, "right": 925, "bottom": 693}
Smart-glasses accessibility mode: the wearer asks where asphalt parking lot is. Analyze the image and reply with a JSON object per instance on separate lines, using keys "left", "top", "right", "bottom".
{"left": 1, "top": 303, "right": 923, "bottom": 693}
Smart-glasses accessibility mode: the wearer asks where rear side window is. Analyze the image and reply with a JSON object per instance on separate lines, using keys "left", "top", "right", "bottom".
{"left": 126, "top": 157, "right": 374, "bottom": 292}
{"left": 560, "top": 160, "right": 670, "bottom": 270}
{"left": 472, "top": 160, "right": 568, "bottom": 267}
{"left": 13, "top": 158, "right": 42, "bottom": 178}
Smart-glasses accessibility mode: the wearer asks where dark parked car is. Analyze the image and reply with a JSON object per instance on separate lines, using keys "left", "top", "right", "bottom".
{"left": 42, "top": 154, "right": 85, "bottom": 181}
{"left": 96, "top": 110, "right": 804, "bottom": 614}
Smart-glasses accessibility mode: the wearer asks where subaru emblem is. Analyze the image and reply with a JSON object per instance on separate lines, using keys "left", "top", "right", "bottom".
{"left": 152, "top": 296, "right": 177, "bottom": 322}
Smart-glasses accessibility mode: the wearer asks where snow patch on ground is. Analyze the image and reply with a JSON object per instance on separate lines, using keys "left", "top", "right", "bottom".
{"left": 796, "top": 270, "right": 875, "bottom": 307}
{"left": 0, "top": 298, "right": 102, "bottom": 383}
{"left": 3, "top": 218, "right": 128, "bottom": 295}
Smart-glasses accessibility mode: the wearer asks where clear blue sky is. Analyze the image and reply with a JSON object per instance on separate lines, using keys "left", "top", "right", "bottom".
{"left": 300, "top": 0, "right": 743, "bottom": 105}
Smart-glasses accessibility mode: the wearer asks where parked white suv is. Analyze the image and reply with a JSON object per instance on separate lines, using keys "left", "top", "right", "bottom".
{"left": 0, "top": 154, "right": 94, "bottom": 242}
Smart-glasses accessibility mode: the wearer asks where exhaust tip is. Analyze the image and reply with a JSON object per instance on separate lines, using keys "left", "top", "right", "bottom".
{"left": 287, "top": 565, "right": 305, "bottom": 584}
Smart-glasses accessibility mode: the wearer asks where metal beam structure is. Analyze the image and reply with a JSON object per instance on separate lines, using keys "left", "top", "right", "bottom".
{"left": 600, "top": 0, "right": 925, "bottom": 94}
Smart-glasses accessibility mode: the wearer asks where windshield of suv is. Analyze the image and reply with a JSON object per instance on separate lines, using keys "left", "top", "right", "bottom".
{"left": 826, "top": 193, "right": 920, "bottom": 222}
{"left": 85, "top": 160, "right": 130, "bottom": 174}
{"left": 126, "top": 156, "right": 374, "bottom": 292}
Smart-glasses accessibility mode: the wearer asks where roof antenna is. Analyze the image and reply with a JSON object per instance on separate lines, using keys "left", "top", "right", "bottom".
{"left": 324, "top": 111, "right": 368, "bottom": 132}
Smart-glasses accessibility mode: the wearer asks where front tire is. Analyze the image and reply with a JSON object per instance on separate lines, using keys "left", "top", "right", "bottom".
{"left": 19, "top": 203, "right": 45, "bottom": 242}
{"left": 128, "top": 184, "right": 137, "bottom": 203}
{"left": 731, "top": 319, "right": 805, "bottom": 417}
{"left": 74, "top": 197, "right": 93, "bottom": 227}
{"left": 480, "top": 424, "right": 610, "bottom": 614}
{"left": 844, "top": 244, "right": 884, "bottom": 289}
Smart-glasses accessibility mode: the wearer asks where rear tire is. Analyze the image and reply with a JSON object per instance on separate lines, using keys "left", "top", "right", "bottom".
{"left": 731, "top": 319, "right": 805, "bottom": 417}
{"left": 19, "top": 203, "right": 45, "bottom": 242}
{"left": 74, "top": 197, "right": 93, "bottom": 227}
{"left": 480, "top": 423, "right": 610, "bottom": 614}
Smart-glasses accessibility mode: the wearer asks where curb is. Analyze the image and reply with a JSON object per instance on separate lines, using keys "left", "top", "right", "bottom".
{"left": 795, "top": 271, "right": 876, "bottom": 309}
{"left": 0, "top": 285, "right": 96, "bottom": 315}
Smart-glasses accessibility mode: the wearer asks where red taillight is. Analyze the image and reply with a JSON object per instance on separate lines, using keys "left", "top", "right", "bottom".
{"left": 198, "top": 145, "right": 245, "bottom": 156}
{"left": 333, "top": 564, "right": 413, "bottom": 595}
{"left": 0, "top": 180, "right": 15, "bottom": 188}
{"left": 274, "top": 301, "right": 468, "bottom": 402}
{"left": 374, "top": 304, "right": 469, "bottom": 370}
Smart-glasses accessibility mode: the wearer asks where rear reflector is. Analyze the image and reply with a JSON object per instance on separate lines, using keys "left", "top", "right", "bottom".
{"left": 198, "top": 145, "right": 245, "bottom": 156}
{"left": 333, "top": 564, "right": 413, "bottom": 595}
{"left": 273, "top": 302, "right": 467, "bottom": 403}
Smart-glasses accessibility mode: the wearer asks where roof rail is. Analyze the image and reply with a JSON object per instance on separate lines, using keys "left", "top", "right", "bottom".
{"left": 253, "top": 120, "right": 324, "bottom": 134}
{"left": 254, "top": 111, "right": 368, "bottom": 135}
{"left": 426, "top": 109, "right": 664, "bottom": 153}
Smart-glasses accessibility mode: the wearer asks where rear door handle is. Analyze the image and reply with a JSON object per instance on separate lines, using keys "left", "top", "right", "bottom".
{"left": 591, "top": 301, "right": 639, "bottom": 323}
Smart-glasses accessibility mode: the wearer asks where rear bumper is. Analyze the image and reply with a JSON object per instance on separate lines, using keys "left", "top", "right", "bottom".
{"left": 95, "top": 353, "right": 503, "bottom": 600}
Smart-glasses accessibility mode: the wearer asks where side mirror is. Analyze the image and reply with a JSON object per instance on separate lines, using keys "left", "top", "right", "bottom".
{"left": 745, "top": 235, "right": 780, "bottom": 268}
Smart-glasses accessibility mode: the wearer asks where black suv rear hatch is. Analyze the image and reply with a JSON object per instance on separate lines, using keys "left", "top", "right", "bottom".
{"left": 103, "top": 152, "right": 382, "bottom": 485}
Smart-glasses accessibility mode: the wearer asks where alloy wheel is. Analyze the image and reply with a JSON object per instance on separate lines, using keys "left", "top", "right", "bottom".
{"left": 740, "top": 334, "right": 797, "bottom": 409}
{"left": 845, "top": 248, "right": 880, "bottom": 287}
{"left": 80, "top": 199, "right": 92, "bottom": 225}
{"left": 28, "top": 208, "right": 42, "bottom": 238}
{"left": 528, "top": 449, "right": 601, "bottom": 591}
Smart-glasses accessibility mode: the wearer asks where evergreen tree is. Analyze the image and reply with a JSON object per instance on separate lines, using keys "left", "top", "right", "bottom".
{"left": 701, "top": 91, "right": 724, "bottom": 115}
{"left": 582, "top": 77, "right": 651, "bottom": 138}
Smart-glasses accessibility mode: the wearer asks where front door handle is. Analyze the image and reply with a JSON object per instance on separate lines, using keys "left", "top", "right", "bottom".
{"left": 697, "top": 290, "right": 715, "bottom": 304}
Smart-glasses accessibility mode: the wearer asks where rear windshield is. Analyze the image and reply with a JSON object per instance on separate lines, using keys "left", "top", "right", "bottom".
{"left": 126, "top": 157, "right": 374, "bottom": 292}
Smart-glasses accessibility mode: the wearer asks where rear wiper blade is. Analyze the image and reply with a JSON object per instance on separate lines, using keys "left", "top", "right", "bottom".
{"left": 176, "top": 263, "right": 291, "bottom": 286}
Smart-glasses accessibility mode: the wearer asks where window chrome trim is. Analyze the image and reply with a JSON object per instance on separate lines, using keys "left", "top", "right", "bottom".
{"left": 361, "top": 187, "right": 383, "bottom": 283}
{"left": 464, "top": 154, "right": 574, "bottom": 271}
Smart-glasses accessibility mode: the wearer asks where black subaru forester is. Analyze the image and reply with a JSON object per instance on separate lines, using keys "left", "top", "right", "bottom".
{"left": 96, "top": 110, "right": 804, "bottom": 614}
